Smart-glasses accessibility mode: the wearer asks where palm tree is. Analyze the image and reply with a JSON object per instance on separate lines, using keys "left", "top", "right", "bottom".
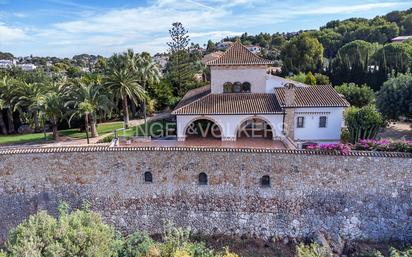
{"left": 13, "top": 82, "right": 46, "bottom": 132}
{"left": 42, "top": 80, "right": 67, "bottom": 141}
{"left": 66, "top": 79, "right": 112, "bottom": 139}
{"left": 135, "top": 54, "right": 161, "bottom": 136}
{"left": 105, "top": 52, "right": 146, "bottom": 129}
{"left": 0, "top": 100, "right": 9, "bottom": 134}
{"left": 0, "top": 76, "right": 17, "bottom": 134}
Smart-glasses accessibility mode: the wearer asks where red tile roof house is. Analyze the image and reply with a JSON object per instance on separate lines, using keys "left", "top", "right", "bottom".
{"left": 172, "top": 41, "right": 349, "bottom": 148}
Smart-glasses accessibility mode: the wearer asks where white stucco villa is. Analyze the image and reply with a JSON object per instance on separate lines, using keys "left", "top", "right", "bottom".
{"left": 172, "top": 41, "right": 349, "bottom": 148}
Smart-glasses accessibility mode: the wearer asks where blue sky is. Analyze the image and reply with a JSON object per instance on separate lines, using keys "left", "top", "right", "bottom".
{"left": 1, "top": 0, "right": 411, "bottom": 57}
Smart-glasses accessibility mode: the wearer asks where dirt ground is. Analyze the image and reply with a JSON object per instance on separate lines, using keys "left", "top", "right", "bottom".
{"left": 378, "top": 121, "right": 412, "bottom": 140}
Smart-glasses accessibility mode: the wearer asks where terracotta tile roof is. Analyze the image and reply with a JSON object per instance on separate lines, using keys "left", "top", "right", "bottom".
{"left": 206, "top": 41, "right": 274, "bottom": 66}
{"left": 174, "top": 85, "right": 211, "bottom": 110}
{"left": 172, "top": 93, "right": 283, "bottom": 115}
{"left": 274, "top": 85, "right": 350, "bottom": 107}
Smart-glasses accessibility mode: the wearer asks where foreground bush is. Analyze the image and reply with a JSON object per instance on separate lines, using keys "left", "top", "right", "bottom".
{"left": 296, "top": 243, "right": 331, "bottom": 257}
{"left": 6, "top": 204, "right": 118, "bottom": 257}
{"left": 120, "top": 231, "right": 155, "bottom": 257}
{"left": 2, "top": 206, "right": 238, "bottom": 257}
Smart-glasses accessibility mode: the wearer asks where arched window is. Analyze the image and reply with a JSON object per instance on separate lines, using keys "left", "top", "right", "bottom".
{"left": 233, "top": 82, "right": 242, "bottom": 93}
{"left": 198, "top": 172, "right": 208, "bottom": 185}
{"left": 223, "top": 82, "right": 233, "bottom": 93}
{"left": 261, "top": 175, "right": 270, "bottom": 187}
{"left": 144, "top": 171, "right": 153, "bottom": 183}
{"left": 242, "top": 82, "right": 251, "bottom": 92}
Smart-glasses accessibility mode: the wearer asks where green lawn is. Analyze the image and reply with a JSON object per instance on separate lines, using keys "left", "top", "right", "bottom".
{"left": 115, "top": 120, "right": 176, "bottom": 139}
{"left": 59, "top": 121, "right": 124, "bottom": 139}
{"left": 0, "top": 121, "right": 125, "bottom": 145}
{"left": 0, "top": 133, "right": 53, "bottom": 145}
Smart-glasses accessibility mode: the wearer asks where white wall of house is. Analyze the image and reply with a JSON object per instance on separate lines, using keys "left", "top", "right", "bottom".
{"left": 210, "top": 65, "right": 267, "bottom": 93}
{"left": 176, "top": 114, "right": 284, "bottom": 141}
{"left": 292, "top": 107, "right": 345, "bottom": 143}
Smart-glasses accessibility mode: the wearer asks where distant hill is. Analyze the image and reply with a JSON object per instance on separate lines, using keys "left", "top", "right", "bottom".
{"left": 0, "top": 52, "right": 14, "bottom": 60}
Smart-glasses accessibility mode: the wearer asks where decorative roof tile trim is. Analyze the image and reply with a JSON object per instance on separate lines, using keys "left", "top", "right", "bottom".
{"left": 0, "top": 146, "right": 410, "bottom": 158}
{"left": 173, "top": 93, "right": 283, "bottom": 115}
{"left": 274, "top": 85, "right": 350, "bottom": 107}
{"left": 206, "top": 41, "right": 274, "bottom": 66}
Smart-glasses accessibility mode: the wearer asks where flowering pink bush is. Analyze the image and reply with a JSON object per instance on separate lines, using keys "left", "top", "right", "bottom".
{"left": 307, "top": 143, "right": 352, "bottom": 155}
{"left": 305, "top": 139, "right": 412, "bottom": 154}
{"left": 354, "top": 139, "right": 412, "bottom": 153}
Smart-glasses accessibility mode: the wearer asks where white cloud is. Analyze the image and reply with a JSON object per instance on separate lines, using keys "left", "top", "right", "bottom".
{"left": 0, "top": 23, "right": 28, "bottom": 42}
{"left": 297, "top": 2, "right": 409, "bottom": 14}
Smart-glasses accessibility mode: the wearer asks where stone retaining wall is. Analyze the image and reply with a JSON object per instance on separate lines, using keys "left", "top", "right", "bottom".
{"left": 0, "top": 146, "right": 411, "bottom": 243}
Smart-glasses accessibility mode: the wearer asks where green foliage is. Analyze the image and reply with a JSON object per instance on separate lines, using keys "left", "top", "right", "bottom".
{"left": 373, "top": 43, "right": 412, "bottom": 73}
{"left": 305, "top": 72, "right": 317, "bottom": 86}
{"left": 6, "top": 211, "right": 60, "bottom": 257}
{"left": 335, "top": 83, "right": 375, "bottom": 107}
{"left": 376, "top": 72, "right": 412, "bottom": 119}
{"left": 287, "top": 72, "right": 330, "bottom": 85}
{"left": 344, "top": 105, "right": 385, "bottom": 143}
{"left": 314, "top": 73, "right": 330, "bottom": 85}
{"left": 281, "top": 33, "right": 324, "bottom": 74}
{"left": 215, "top": 248, "right": 238, "bottom": 257}
{"left": 389, "top": 246, "right": 412, "bottom": 257}
{"left": 340, "top": 128, "right": 352, "bottom": 143}
{"left": 149, "top": 79, "right": 176, "bottom": 110}
{"left": 5, "top": 204, "right": 119, "bottom": 257}
{"left": 120, "top": 231, "right": 155, "bottom": 257}
{"left": 354, "top": 249, "right": 385, "bottom": 257}
{"left": 296, "top": 243, "right": 331, "bottom": 257}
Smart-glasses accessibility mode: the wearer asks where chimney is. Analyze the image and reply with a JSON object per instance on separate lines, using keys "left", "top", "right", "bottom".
{"left": 285, "top": 83, "right": 296, "bottom": 106}
{"left": 283, "top": 83, "right": 296, "bottom": 140}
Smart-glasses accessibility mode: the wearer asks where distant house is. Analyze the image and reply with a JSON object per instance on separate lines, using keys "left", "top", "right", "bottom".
{"left": 391, "top": 36, "right": 412, "bottom": 43}
{"left": 173, "top": 41, "right": 349, "bottom": 146}
{"left": 245, "top": 45, "right": 261, "bottom": 54}
{"left": 153, "top": 54, "right": 169, "bottom": 71}
{"left": 216, "top": 41, "right": 234, "bottom": 50}
{"left": 0, "top": 59, "right": 16, "bottom": 69}
{"left": 17, "top": 64, "right": 37, "bottom": 71}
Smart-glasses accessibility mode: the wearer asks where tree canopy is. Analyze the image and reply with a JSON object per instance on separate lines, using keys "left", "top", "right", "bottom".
{"left": 376, "top": 72, "right": 412, "bottom": 119}
{"left": 281, "top": 33, "right": 324, "bottom": 75}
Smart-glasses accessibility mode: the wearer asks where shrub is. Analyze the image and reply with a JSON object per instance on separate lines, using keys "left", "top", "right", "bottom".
{"left": 314, "top": 73, "right": 330, "bottom": 85}
{"left": 340, "top": 128, "right": 352, "bottom": 143}
{"left": 305, "top": 72, "right": 317, "bottom": 86}
{"left": 376, "top": 72, "right": 412, "bottom": 120}
{"left": 97, "top": 135, "right": 114, "bottom": 143}
{"left": 296, "top": 243, "right": 332, "bottom": 257}
{"left": 6, "top": 211, "right": 61, "bottom": 257}
{"left": 389, "top": 246, "right": 412, "bottom": 257}
{"left": 354, "top": 139, "right": 412, "bottom": 153}
{"left": 215, "top": 248, "right": 239, "bottom": 257}
{"left": 6, "top": 204, "right": 119, "bottom": 257}
{"left": 354, "top": 250, "right": 384, "bottom": 257}
{"left": 307, "top": 143, "right": 352, "bottom": 155}
{"left": 344, "top": 105, "right": 385, "bottom": 143}
{"left": 120, "top": 231, "right": 155, "bottom": 257}
{"left": 335, "top": 83, "right": 375, "bottom": 107}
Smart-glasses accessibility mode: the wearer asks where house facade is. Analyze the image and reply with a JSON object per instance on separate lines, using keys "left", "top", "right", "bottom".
{"left": 172, "top": 41, "right": 349, "bottom": 147}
